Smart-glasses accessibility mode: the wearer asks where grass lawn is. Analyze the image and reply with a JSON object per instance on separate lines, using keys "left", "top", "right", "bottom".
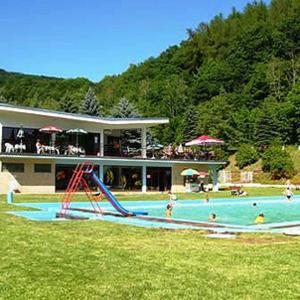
{"left": 1, "top": 189, "right": 300, "bottom": 299}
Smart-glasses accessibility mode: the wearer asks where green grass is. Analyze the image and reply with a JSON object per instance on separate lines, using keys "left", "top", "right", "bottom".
{"left": 1, "top": 189, "right": 300, "bottom": 299}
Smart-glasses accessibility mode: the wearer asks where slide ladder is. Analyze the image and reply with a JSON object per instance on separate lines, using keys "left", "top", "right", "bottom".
{"left": 60, "top": 162, "right": 102, "bottom": 217}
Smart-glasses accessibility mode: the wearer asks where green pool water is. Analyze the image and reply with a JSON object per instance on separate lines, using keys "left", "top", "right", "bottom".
{"left": 143, "top": 198, "right": 300, "bottom": 226}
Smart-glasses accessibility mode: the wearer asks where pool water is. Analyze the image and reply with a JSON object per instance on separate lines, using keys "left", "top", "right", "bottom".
{"left": 10, "top": 196, "right": 300, "bottom": 231}
{"left": 143, "top": 198, "right": 300, "bottom": 226}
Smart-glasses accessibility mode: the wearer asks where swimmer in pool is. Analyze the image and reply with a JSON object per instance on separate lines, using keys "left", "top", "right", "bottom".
{"left": 283, "top": 187, "right": 293, "bottom": 201}
{"left": 209, "top": 213, "right": 217, "bottom": 222}
{"left": 254, "top": 213, "right": 265, "bottom": 224}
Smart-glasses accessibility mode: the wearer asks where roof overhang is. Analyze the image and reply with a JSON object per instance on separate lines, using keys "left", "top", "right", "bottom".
{"left": 0, "top": 104, "right": 169, "bottom": 127}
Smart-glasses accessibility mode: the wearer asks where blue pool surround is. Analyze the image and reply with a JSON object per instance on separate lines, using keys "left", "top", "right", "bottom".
{"left": 9, "top": 196, "right": 300, "bottom": 233}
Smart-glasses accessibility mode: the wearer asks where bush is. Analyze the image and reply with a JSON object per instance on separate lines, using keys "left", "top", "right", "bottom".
{"left": 236, "top": 144, "right": 258, "bottom": 169}
{"left": 262, "top": 146, "right": 295, "bottom": 179}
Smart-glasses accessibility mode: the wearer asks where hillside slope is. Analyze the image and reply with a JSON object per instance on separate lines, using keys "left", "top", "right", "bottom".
{"left": 226, "top": 146, "right": 300, "bottom": 184}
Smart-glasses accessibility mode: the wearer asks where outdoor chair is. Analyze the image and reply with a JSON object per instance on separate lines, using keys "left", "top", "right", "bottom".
{"left": 4, "top": 142, "right": 14, "bottom": 153}
{"left": 14, "top": 144, "right": 26, "bottom": 152}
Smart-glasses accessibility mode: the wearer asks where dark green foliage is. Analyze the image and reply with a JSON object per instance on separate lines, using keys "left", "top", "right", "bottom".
{"left": 0, "top": 94, "right": 8, "bottom": 103}
{"left": 81, "top": 87, "right": 102, "bottom": 117}
{"left": 236, "top": 144, "right": 259, "bottom": 169}
{"left": 262, "top": 146, "right": 295, "bottom": 179}
{"left": 0, "top": 69, "right": 90, "bottom": 110}
{"left": 60, "top": 94, "right": 79, "bottom": 114}
{"left": 183, "top": 106, "right": 198, "bottom": 142}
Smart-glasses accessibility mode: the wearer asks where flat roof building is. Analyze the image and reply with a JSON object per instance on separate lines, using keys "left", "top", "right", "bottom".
{"left": 0, "top": 103, "right": 224, "bottom": 194}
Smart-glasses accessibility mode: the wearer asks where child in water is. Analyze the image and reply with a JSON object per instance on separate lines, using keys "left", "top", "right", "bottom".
{"left": 209, "top": 213, "right": 217, "bottom": 222}
{"left": 254, "top": 213, "right": 265, "bottom": 224}
{"left": 165, "top": 203, "right": 173, "bottom": 218}
{"left": 168, "top": 190, "right": 177, "bottom": 205}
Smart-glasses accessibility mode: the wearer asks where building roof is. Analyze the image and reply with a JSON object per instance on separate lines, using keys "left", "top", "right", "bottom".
{"left": 0, "top": 102, "right": 169, "bottom": 127}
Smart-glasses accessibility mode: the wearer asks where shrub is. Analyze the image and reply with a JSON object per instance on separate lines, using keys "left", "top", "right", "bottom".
{"left": 262, "top": 146, "right": 295, "bottom": 179}
{"left": 236, "top": 144, "right": 258, "bottom": 169}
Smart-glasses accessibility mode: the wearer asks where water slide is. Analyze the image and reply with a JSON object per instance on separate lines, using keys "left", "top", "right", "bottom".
{"left": 91, "top": 171, "right": 148, "bottom": 217}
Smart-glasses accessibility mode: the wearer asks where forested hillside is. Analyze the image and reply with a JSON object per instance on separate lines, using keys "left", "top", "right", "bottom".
{"left": 0, "top": 69, "right": 91, "bottom": 110}
{"left": 1, "top": 0, "right": 300, "bottom": 149}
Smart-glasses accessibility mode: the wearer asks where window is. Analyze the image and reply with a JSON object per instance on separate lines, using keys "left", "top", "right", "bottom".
{"left": 2, "top": 163, "right": 24, "bottom": 173}
{"left": 34, "top": 164, "right": 51, "bottom": 173}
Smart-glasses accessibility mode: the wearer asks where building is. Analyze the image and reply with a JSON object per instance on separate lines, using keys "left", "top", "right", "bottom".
{"left": 0, "top": 103, "right": 224, "bottom": 194}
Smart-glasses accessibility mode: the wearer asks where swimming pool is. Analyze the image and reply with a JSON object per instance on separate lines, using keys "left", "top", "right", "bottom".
{"left": 9, "top": 196, "right": 300, "bottom": 233}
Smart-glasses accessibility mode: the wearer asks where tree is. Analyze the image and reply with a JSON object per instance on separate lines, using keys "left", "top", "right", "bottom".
{"left": 183, "top": 106, "right": 198, "bottom": 142}
{"left": 111, "top": 97, "right": 142, "bottom": 152}
{"left": 236, "top": 144, "right": 258, "bottom": 169}
{"left": 262, "top": 146, "right": 295, "bottom": 179}
{"left": 0, "top": 94, "right": 8, "bottom": 103}
{"left": 81, "top": 87, "right": 102, "bottom": 116}
{"left": 60, "top": 94, "right": 79, "bottom": 114}
{"left": 111, "top": 97, "right": 140, "bottom": 118}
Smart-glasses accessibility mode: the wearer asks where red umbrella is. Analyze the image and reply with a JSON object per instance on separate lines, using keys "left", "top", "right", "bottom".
{"left": 39, "top": 125, "right": 62, "bottom": 150}
{"left": 198, "top": 171, "right": 209, "bottom": 178}
{"left": 185, "top": 135, "right": 224, "bottom": 146}
{"left": 39, "top": 125, "right": 62, "bottom": 134}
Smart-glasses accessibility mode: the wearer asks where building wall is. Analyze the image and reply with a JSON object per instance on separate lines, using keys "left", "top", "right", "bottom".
{"left": 0, "top": 159, "right": 55, "bottom": 194}
{"left": 171, "top": 164, "right": 209, "bottom": 193}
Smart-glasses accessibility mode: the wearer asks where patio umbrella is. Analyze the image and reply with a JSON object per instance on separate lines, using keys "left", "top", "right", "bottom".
{"left": 66, "top": 128, "right": 87, "bottom": 149}
{"left": 180, "top": 169, "right": 199, "bottom": 176}
{"left": 39, "top": 125, "right": 62, "bottom": 149}
{"left": 146, "top": 142, "right": 163, "bottom": 150}
{"left": 198, "top": 171, "right": 209, "bottom": 178}
{"left": 185, "top": 135, "right": 224, "bottom": 146}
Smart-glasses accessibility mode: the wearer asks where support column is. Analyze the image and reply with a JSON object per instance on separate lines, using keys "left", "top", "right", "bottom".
{"left": 142, "top": 165, "right": 147, "bottom": 193}
{"left": 99, "top": 164, "right": 104, "bottom": 181}
{"left": 210, "top": 165, "right": 219, "bottom": 192}
{"left": 141, "top": 127, "right": 147, "bottom": 158}
{"left": 100, "top": 128, "right": 104, "bottom": 157}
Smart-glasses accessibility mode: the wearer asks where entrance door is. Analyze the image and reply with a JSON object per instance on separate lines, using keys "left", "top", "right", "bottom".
{"left": 147, "top": 167, "right": 171, "bottom": 191}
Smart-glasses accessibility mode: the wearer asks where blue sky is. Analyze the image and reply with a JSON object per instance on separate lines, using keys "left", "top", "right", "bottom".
{"left": 0, "top": 0, "right": 268, "bottom": 81}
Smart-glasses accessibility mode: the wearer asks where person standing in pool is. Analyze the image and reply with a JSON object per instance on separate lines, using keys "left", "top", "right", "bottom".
{"left": 284, "top": 187, "right": 293, "bottom": 201}
{"left": 165, "top": 203, "right": 173, "bottom": 218}
{"left": 168, "top": 191, "right": 177, "bottom": 206}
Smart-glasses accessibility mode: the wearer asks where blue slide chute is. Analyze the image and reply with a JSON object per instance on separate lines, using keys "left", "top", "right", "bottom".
{"left": 91, "top": 171, "right": 148, "bottom": 216}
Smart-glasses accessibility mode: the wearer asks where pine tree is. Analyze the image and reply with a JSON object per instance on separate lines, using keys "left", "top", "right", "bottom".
{"left": 111, "top": 97, "right": 142, "bottom": 152}
{"left": 80, "top": 87, "right": 102, "bottom": 116}
{"left": 111, "top": 97, "right": 140, "bottom": 118}
{"left": 60, "top": 94, "right": 79, "bottom": 114}
{"left": 183, "top": 106, "right": 198, "bottom": 141}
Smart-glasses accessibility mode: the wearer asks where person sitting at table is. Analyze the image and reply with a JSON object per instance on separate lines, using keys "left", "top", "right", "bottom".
{"left": 36, "top": 139, "right": 44, "bottom": 154}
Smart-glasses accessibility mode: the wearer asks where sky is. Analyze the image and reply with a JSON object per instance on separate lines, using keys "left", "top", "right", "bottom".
{"left": 0, "top": 0, "right": 269, "bottom": 82}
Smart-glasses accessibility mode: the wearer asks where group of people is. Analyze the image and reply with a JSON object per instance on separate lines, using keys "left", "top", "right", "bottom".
{"left": 164, "top": 185, "right": 295, "bottom": 224}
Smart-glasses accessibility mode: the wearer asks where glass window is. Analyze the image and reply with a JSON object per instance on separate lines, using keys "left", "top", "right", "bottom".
{"left": 34, "top": 164, "right": 51, "bottom": 173}
{"left": 2, "top": 163, "right": 24, "bottom": 173}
